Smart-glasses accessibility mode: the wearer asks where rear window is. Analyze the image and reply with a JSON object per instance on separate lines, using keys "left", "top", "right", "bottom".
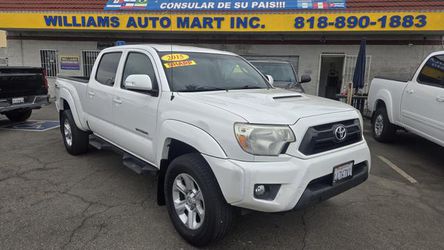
{"left": 417, "top": 55, "right": 444, "bottom": 88}
{"left": 95, "top": 52, "right": 122, "bottom": 86}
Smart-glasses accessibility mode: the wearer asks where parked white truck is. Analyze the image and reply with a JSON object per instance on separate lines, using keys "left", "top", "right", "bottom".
{"left": 368, "top": 51, "right": 444, "bottom": 146}
{"left": 55, "top": 45, "right": 370, "bottom": 246}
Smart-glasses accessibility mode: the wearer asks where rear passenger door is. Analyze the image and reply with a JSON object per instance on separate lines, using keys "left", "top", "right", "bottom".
{"left": 112, "top": 50, "right": 161, "bottom": 163}
{"left": 85, "top": 52, "right": 123, "bottom": 139}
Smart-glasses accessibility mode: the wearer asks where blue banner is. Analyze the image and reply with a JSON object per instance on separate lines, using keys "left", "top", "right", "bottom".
{"left": 104, "top": 0, "right": 346, "bottom": 11}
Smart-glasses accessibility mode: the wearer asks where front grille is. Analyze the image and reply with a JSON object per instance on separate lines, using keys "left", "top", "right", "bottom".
{"left": 299, "top": 119, "right": 362, "bottom": 155}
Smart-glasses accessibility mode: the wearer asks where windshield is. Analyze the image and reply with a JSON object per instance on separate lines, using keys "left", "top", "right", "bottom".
{"left": 251, "top": 62, "right": 297, "bottom": 83}
{"left": 158, "top": 52, "right": 270, "bottom": 92}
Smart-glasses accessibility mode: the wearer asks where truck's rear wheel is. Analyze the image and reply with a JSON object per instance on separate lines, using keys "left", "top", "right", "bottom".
{"left": 164, "top": 153, "right": 233, "bottom": 247}
{"left": 60, "top": 110, "right": 89, "bottom": 155}
{"left": 372, "top": 107, "right": 396, "bottom": 142}
{"left": 5, "top": 109, "right": 32, "bottom": 122}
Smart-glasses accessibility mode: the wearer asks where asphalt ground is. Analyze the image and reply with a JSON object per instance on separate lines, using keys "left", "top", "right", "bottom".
{"left": 1, "top": 104, "right": 443, "bottom": 249}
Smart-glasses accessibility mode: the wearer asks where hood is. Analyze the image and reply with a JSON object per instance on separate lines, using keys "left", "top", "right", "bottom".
{"left": 178, "top": 88, "right": 355, "bottom": 124}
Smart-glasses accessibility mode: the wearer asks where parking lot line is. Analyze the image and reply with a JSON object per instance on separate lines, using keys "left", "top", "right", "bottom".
{"left": 378, "top": 155, "right": 418, "bottom": 184}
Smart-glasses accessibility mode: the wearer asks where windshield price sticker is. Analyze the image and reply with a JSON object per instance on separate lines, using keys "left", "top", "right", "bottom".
{"left": 161, "top": 53, "right": 190, "bottom": 62}
{"left": 294, "top": 14, "right": 427, "bottom": 30}
{"left": 164, "top": 60, "right": 197, "bottom": 68}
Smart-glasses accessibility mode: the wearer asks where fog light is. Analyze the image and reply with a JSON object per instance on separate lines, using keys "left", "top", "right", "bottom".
{"left": 254, "top": 185, "right": 266, "bottom": 196}
{"left": 253, "top": 184, "right": 281, "bottom": 201}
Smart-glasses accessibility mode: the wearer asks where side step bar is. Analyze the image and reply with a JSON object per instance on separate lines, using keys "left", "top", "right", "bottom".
{"left": 89, "top": 135, "right": 158, "bottom": 176}
{"left": 122, "top": 154, "right": 158, "bottom": 175}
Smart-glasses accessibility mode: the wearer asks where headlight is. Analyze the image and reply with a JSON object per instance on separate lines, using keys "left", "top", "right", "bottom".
{"left": 234, "top": 123, "right": 295, "bottom": 156}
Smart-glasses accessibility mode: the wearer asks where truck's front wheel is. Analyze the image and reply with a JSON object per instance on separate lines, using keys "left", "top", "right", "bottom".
{"left": 5, "top": 109, "right": 32, "bottom": 122}
{"left": 60, "top": 110, "right": 89, "bottom": 155}
{"left": 372, "top": 107, "right": 396, "bottom": 142}
{"left": 164, "top": 153, "right": 233, "bottom": 247}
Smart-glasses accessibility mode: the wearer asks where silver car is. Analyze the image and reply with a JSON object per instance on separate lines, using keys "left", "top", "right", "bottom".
{"left": 250, "top": 60, "right": 310, "bottom": 93}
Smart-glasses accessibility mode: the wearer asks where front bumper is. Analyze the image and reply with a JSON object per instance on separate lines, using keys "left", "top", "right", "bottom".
{"left": 204, "top": 140, "right": 370, "bottom": 213}
{"left": 0, "top": 95, "right": 49, "bottom": 113}
{"left": 293, "top": 162, "right": 368, "bottom": 210}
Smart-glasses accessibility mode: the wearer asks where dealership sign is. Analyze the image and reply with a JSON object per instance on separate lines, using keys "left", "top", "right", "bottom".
{"left": 60, "top": 56, "right": 80, "bottom": 70}
{"left": 0, "top": 12, "right": 442, "bottom": 33}
{"left": 104, "top": 0, "right": 346, "bottom": 11}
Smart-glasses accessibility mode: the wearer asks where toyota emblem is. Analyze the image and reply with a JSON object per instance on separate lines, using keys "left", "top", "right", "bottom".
{"left": 334, "top": 125, "right": 347, "bottom": 141}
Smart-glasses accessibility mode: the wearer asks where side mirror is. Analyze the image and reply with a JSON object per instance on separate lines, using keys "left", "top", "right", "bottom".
{"left": 266, "top": 75, "right": 274, "bottom": 85}
{"left": 300, "top": 74, "right": 311, "bottom": 84}
{"left": 124, "top": 74, "right": 153, "bottom": 91}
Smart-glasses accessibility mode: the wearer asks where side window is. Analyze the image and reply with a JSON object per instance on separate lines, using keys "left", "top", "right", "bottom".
{"left": 95, "top": 52, "right": 122, "bottom": 86}
{"left": 417, "top": 55, "right": 444, "bottom": 88}
{"left": 121, "top": 52, "right": 158, "bottom": 91}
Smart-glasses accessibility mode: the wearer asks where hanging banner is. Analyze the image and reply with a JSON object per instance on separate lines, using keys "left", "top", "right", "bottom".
{"left": 0, "top": 12, "right": 442, "bottom": 33}
{"left": 104, "top": 0, "right": 346, "bottom": 11}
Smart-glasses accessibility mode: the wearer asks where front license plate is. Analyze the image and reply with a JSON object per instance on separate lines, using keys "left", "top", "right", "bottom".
{"left": 333, "top": 162, "right": 353, "bottom": 185}
{"left": 12, "top": 97, "right": 24, "bottom": 104}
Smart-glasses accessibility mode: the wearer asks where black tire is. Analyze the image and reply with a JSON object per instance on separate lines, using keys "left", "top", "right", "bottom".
{"left": 164, "top": 153, "right": 233, "bottom": 247}
{"left": 60, "top": 110, "right": 89, "bottom": 155}
{"left": 372, "top": 106, "right": 396, "bottom": 142}
{"left": 5, "top": 109, "right": 32, "bottom": 122}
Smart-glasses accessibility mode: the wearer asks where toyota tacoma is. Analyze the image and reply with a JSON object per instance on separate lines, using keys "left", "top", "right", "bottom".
{"left": 368, "top": 51, "right": 444, "bottom": 146}
{"left": 55, "top": 45, "right": 370, "bottom": 246}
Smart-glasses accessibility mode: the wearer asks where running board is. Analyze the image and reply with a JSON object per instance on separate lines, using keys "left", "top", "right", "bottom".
{"left": 122, "top": 154, "right": 158, "bottom": 175}
{"left": 89, "top": 136, "right": 113, "bottom": 150}
{"left": 89, "top": 135, "right": 158, "bottom": 176}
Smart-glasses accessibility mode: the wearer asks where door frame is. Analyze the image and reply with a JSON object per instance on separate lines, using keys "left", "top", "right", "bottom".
{"left": 317, "top": 53, "right": 345, "bottom": 96}
{"left": 317, "top": 53, "right": 372, "bottom": 96}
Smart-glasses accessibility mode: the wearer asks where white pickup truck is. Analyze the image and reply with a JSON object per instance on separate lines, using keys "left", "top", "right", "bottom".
{"left": 368, "top": 51, "right": 444, "bottom": 146}
{"left": 55, "top": 45, "right": 370, "bottom": 246}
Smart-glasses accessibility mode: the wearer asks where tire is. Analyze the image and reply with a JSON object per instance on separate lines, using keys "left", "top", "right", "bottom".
{"left": 60, "top": 110, "right": 89, "bottom": 155}
{"left": 164, "top": 153, "right": 233, "bottom": 247}
{"left": 5, "top": 109, "right": 32, "bottom": 122}
{"left": 372, "top": 106, "right": 396, "bottom": 142}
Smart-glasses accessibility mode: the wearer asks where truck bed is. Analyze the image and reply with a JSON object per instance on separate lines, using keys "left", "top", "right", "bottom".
{"left": 58, "top": 75, "right": 89, "bottom": 83}
{"left": 368, "top": 76, "right": 409, "bottom": 125}
{"left": 373, "top": 76, "right": 410, "bottom": 83}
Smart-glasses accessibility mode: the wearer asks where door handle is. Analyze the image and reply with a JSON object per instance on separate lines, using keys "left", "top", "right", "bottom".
{"left": 88, "top": 91, "right": 95, "bottom": 97}
{"left": 113, "top": 98, "right": 123, "bottom": 104}
{"left": 406, "top": 89, "right": 414, "bottom": 94}
{"left": 436, "top": 96, "right": 444, "bottom": 102}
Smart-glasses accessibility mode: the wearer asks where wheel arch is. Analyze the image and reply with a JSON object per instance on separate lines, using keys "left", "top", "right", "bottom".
{"left": 372, "top": 90, "right": 394, "bottom": 123}
{"left": 155, "top": 120, "right": 228, "bottom": 206}
{"left": 57, "top": 89, "right": 88, "bottom": 130}
{"left": 156, "top": 120, "right": 227, "bottom": 166}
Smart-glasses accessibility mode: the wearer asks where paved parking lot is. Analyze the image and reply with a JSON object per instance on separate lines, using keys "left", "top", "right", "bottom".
{"left": 1, "top": 104, "right": 443, "bottom": 249}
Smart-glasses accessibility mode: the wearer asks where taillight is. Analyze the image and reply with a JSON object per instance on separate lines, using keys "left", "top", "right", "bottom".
{"left": 42, "top": 69, "right": 49, "bottom": 90}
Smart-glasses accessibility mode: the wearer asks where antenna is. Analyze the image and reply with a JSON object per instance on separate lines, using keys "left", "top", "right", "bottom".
{"left": 169, "top": 0, "right": 175, "bottom": 101}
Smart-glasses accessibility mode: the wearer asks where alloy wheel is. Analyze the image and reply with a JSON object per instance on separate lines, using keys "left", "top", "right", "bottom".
{"left": 172, "top": 173, "right": 205, "bottom": 230}
{"left": 64, "top": 119, "right": 73, "bottom": 147}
